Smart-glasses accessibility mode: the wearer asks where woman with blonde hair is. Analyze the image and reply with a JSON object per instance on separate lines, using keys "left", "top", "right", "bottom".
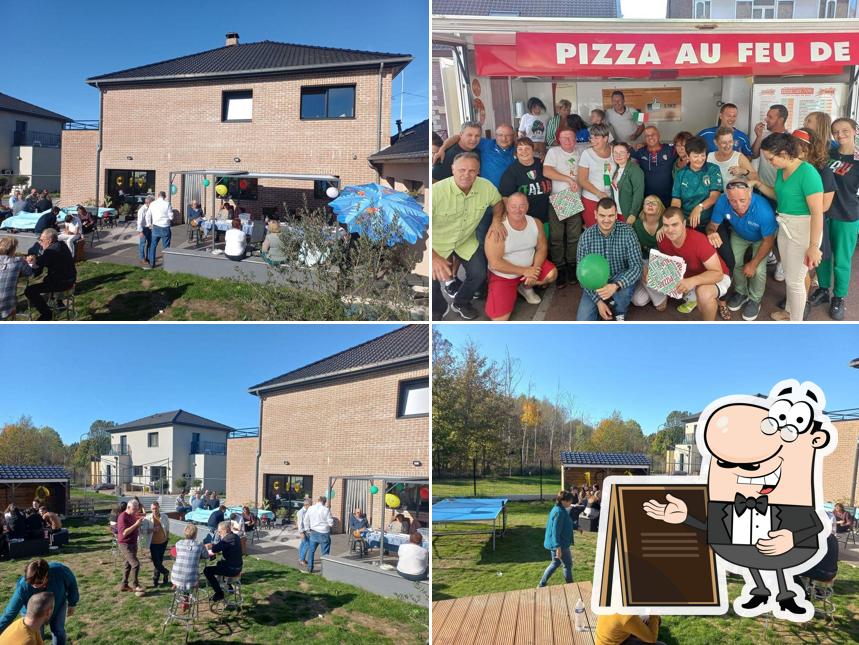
{"left": 261, "top": 219, "right": 287, "bottom": 265}
{"left": 804, "top": 111, "right": 834, "bottom": 153}
{"left": 171, "top": 523, "right": 205, "bottom": 596}
{"left": 0, "top": 236, "right": 33, "bottom": 320}
{"left": 143, "top": 501, "right": 170, "bottom": 587}
{"left": 631, "top": 195, "right": 668, "bottom": 311}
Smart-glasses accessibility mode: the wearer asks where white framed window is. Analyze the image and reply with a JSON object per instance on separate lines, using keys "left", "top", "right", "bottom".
{"left": 823, "top": 0, "right": 837, "bottom": 17}
{"left": 752, "top": 0, "right": 775, "bottom": 18}
{"left": 397, "top": 378, "right": 429, "bottom": 418}
{"left": 695, "top": 0, "right": 711, "bottom": 18}
{"left": 777, "top": 0, "right": 794, "bottom": 18}
{"left": 222, "top": 90, "right": 253, "bottom": 122}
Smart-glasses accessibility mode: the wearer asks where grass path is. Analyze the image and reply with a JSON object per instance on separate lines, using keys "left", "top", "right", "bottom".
{"left": 0, "top": 520, "right": 427, "bottom": 644}
{"left": 432, "top": 501, "right": 859, "bottom": 645}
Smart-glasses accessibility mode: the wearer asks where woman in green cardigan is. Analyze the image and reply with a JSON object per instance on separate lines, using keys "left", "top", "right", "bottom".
{"left": 610, "top": 142, "right": 645, "bottom": 225}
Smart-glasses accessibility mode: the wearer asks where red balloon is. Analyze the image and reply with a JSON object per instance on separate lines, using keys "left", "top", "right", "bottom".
{"left": 419, "top": 487, "right": 429, "bottom": 500}
{"left": 239, "top": 179, "right": 248, "bottom": 190}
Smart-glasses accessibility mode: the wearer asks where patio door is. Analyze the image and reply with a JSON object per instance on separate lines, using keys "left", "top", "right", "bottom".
{"left": 344, "top": 479, "right": 370, "bottom": 534}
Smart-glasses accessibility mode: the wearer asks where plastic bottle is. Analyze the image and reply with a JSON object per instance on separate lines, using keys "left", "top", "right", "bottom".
{"left": 575, "top": 598, "right": 586, "bottom": 631}
{"left": 603, "top": 163, "right": 612, "bottom": 190}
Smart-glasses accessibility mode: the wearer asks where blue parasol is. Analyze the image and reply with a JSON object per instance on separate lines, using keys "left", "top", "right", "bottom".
{"left": 328, "top": 183, "right": 428, "bottom": 246}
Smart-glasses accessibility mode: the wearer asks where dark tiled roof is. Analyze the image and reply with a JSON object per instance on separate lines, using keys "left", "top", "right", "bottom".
{"left": 111, "top": 410, "right": 234, "bottom": 433}
{"left": 560, "top": 452, "right": 650, "bottom": 467}
{"left": 87, "top": 40, "right": 412, "bottom": 85}
{"left": 433, "top": 0, "right": 619, "bottom": 17}
{"left": 0, "top": 465, "right": 71, "bottom": 480}
{"left": 0, "top": 92, "right": 69, "bottom": 122}
{"left": 369, "top": 120, "right": 429, "bottom": 162}
{"left": 249, "top": 325, "right": 428, "bottom": 393}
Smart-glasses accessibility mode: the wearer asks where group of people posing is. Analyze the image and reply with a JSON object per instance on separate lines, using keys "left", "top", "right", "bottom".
{"left": 431, "top": 91, "right": 859, "bottom": 321}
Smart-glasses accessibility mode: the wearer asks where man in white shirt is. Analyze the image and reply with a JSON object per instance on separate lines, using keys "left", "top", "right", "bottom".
{"left": 136, "top": 196, "right": 153, "bottom": 266}
{"left": 604, "top": 91, "right": 643, "bottom": 144}
{"left": 396, "top": 532, "right": 428, "bottom": 581}
{"left": 303, "top": 496, "right": 334, "bottom": 573}
{"left": 295, "top": 498, "right": 312, "bottom": 567}
{"left": 10, "top": 190, "right": 26, "bottom": 215}
{"left": 146, "top": 191, "right": 173, "bottom": 269}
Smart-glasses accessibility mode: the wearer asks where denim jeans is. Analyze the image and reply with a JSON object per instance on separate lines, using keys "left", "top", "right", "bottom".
{"left": 150, "top": 541, "right": 169, "bottom": 584}
{"left": 138, "top": 228, "right": 151, "bottom": 261}
{"left": 538, "top": 547, "right": 573, "bottom": 587}
{"left": 576, "top": 283, "right": 634, "bottom": 320}
{"left": 431, "top": 249, "right": 487, "bottom": 320}
{"left": 149, "top": 225, "right": 171, "bottom": 267}
{"left": 298, "top": 531, "right": 310, "bottom": 562}
{"left": 306, "top": 530, "right": 331, "bottom": 572}
{"left": 40, "top": 600, "right": 67, "bottom": 645}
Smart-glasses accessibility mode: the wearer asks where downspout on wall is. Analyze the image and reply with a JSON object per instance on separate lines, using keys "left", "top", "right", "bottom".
{"left": 254, "top": 396, "right": 264, "bottom": 509}
{"left": 377, "top": 62, "right": 384, "bottom": 182}
{"left": 95, "top": 83, "right": 103, "bottom": 206}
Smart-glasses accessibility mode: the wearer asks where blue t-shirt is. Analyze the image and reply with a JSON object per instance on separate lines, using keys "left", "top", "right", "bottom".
{"left": 631, "top": 143, "right": 675, "bottom": 207}
{"left": 476, "top": 138, "right": 515, "bottom": 188}
{"left": 711, "top": 192, "right": 778, "bottom": 242}
{"left": 576, "top": 128, "right": 590, "bottom": 143}
{"left": 697, "top": 126, "right": 753, "bottom": 157}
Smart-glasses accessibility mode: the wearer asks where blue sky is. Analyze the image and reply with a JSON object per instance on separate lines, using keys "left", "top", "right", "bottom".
{"left": 10, "top": 0, "right": 427, "bottom": 131}
{"left": 0, "top": 324, "right": 403, "bottom": 444}
{"left": 435, "top": 324, "right": 859, "bottom": 434}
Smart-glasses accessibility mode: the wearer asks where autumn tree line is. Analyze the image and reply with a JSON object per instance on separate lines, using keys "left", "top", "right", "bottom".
{"left": 432, "top": 330, "right": 692, "bottom": 478}
{"left": 0, "top": 416, "right": 116, "bottom": 481}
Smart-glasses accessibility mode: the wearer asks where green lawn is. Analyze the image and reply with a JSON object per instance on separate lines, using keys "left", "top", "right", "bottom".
{"left": 68, "top": 488, "right": 119, "bottom": 512}
{"left": 14, "top": 261, "right": 356, "bottom": 321}
{"left": 432, "top": 473, "right": 562, "bottom": 498}
{"left": 0, "top": 520, "right": 427, "bottom": 644}
{"left": 432, "top": 501, "right": 859, "bottom": 645}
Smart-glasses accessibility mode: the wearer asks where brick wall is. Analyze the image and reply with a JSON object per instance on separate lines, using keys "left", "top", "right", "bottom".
{"left": 60, "top": 130, "right": 99, "bottom": 205}
{"left": 226, "top": 436, "right": 258, "bottom": 505}
{"left": 823, "top": 420, "right": 859, "bottom": 504}
{"left": 227, "top": 363, "right": 428, "bottom": 529}
{"left": 60, "top": 69, "right": 394, "bottom": 213}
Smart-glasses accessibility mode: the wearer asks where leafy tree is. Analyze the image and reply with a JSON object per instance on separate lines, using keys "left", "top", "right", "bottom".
{"left": 591, "top": 412, "right": 647, "bottom": 453}
{"left": 647, "top": 410, "right": 693, "bottom": 457}
{"left": 0, "top": 417, "right": 66, "bottom": 465}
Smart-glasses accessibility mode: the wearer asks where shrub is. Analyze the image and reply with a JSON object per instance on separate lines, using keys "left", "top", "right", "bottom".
{"left": 13, "top": 175, "right": 29, "bottom": 186}
{"left": 174, "top": 477, "right": 187, "bottom": 491}
{"left": 192, "top": 478, "right": 202, "bottom": 488}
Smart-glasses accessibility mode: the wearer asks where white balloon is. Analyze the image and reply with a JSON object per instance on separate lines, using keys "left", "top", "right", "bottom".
{"left": 325, "top": 186, "right": 339, "bottom": 199}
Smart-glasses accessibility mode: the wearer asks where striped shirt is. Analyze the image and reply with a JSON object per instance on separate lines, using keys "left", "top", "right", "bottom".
{"left": 0, "top": 257, "right": 33, "bottom": 320}
{"left": 576, "top": 222, "right": 643, "bottom": 304}
{"left": 170, "top": 539, "right": 204, "bottom": 591}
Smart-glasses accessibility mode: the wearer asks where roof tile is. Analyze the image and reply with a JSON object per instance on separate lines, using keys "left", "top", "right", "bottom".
{"left": 249, "top": 325, "right": 428, "bottom": 393}
{"left": 0, "top": 92, "right": 69, "bottom": 122}
{"left": 369, "top": 120, "right": 429, "bottom": 162}
{"left": 560, "top": 451, "right": 650, "bottom": 467}
{"left": 111, "top": 410, "right": 233, "bottom": 433}
{"left": 433, "top": 0, "right": 619, "bottom": 18}
{"left": 0, "top": 465, "right": 71, "bottom": 480}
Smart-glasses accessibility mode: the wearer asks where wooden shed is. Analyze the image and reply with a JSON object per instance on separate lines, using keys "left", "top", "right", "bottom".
{"left": 560, "top": 452, "right": 650, "bottom": 490}
{"left": 0, "top": 466, "right": 71, "bottom": 516}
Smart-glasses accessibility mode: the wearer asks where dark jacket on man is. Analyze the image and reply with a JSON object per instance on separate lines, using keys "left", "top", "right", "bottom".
{"left": 210, "top": 531, "right": 243, "bottom": 573}
{"left": 34, "top": 197, "right": 53, "bottom": 213}
{"left": 207, "top": 509, "right": 225, "bottom": 532}
{"left": 32, "top": 241, "right": 76, "bottom": 289}
{"left": 33, "top": 211, "right": 57, "bottom": 236}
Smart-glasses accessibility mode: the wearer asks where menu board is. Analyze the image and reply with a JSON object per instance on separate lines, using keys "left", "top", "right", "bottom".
{"left": 751, "top": 83, "right": 848, "bottom": 133}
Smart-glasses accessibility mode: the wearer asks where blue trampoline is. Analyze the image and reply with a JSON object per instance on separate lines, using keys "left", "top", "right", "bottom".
{"left": 432, "top": 497, "right": 508, "bottom": 550}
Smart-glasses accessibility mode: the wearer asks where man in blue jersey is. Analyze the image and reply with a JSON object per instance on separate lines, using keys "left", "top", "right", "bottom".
{"left": 432, "top": 123, "right": 515, "bottom": 188}
{"left": 697, "top": 103, "right": 753, "bottom": 156}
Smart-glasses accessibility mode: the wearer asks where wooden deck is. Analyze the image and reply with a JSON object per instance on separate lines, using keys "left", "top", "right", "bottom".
{"left": 432, "top": 581, "right": 596, "bottom": 644}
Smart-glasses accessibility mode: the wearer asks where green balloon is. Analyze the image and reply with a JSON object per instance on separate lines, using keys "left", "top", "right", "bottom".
{"left": 170, "top": 184, "right": 177, "bottom": 195}
{"left": 202, "top": 179, "right": 210, "bottom": 187}
{"left": 369, "top": 485, "right": 379, "bottom": 494}
{"left": 328, "top": 489, "right": 335, "bottom": 499}
{"left": 577, "top": 254, "right": 610, "bottom": 290}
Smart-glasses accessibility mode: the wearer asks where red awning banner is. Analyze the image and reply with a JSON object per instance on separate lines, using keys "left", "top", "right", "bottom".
{"left": 474, "top": 32, "right": 859, "bottom": 77}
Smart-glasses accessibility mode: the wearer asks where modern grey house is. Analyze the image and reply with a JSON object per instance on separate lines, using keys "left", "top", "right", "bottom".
{"left": 100, "top": 410, "right": 233, "bottom": 495}
{"left": 0, "top": 93, "right": 69, "bottom": 191}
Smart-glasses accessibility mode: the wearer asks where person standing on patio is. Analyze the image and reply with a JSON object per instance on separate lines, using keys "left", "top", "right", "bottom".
{"left": 116, "top": 500, "right": 144, "bottom": 594}
{"left": 136, "top": 196, "right": 152, "bottom": 266}
{"left": 296, "top": 498, "right": 311, "bottom": 567}
{"left": 304, "top": 496, "right": 334, "bottom": 573}
{"left": 538, "top": 490, "right": 575, "bottom": 587}
{"left": 146, "top": 191, "right": 172, "bottom": 269}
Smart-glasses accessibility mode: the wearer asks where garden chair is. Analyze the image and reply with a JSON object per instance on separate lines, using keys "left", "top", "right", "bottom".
{"left": 46, "top": 285, "right": 76, "bottom": 321}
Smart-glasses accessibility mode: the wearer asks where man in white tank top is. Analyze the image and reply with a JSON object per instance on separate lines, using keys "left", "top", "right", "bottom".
{"left": 484, "top": 193, "right": 557, "bottom": 320}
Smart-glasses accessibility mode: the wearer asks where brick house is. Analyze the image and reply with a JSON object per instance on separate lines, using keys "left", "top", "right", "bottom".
{"left": 227, "top": 325, "right": 429, "bottom": 530}
{"left": 61, "top": 33, "right": 412, "bottom": 219}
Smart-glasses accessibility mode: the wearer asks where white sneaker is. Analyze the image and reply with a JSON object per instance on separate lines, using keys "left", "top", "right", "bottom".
{"left": 766, "top": 251, "right": 778, "bottom": 266}
{"left": 615, "top": 314, "right": 625, "bottom": 321}
{"left": 774, "top": 262, "right": 785, "bottom": 282}
{"left": 517, "top": 284, "right": 541, "bottom": 305}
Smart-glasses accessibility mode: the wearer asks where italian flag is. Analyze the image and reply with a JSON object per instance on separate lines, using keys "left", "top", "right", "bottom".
{"left": 635, "top": 111, "right": 648, "bottom": 124}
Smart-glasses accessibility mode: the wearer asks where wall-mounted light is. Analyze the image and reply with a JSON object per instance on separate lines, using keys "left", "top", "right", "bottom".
{"left": 233, "top": 157, "right": 241, "bottom": 163}
{"left": 283, "top": 460, "right": 290, "bottom": 465}
{"left": 412, "top": 460, "right": 422, "bottom": 467}
{"left": 126, "top": 155, "right": 133, "bottom": 161}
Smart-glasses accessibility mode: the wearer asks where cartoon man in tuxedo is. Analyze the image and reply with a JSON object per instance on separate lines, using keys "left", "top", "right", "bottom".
{"left": 644, "top": 379, "right": 836, "bottom": 621}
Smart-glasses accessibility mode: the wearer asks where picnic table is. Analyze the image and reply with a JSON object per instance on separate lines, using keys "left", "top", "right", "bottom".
{"left": 199, "top": 220, "right": 254, "bottom": 236}
{"left": 0, "top": 209, "right": 51, "bottom": 230}
{"left": 183, "top": 506, "right": 274, "bottom": 524}
{"left": 363, "top": 527, "right": 429, "bottom": 552}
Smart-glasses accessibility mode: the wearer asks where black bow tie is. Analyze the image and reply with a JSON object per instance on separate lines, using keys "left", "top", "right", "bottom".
{"left": 734, "top": 493, "right": 768, "bottom": 516}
